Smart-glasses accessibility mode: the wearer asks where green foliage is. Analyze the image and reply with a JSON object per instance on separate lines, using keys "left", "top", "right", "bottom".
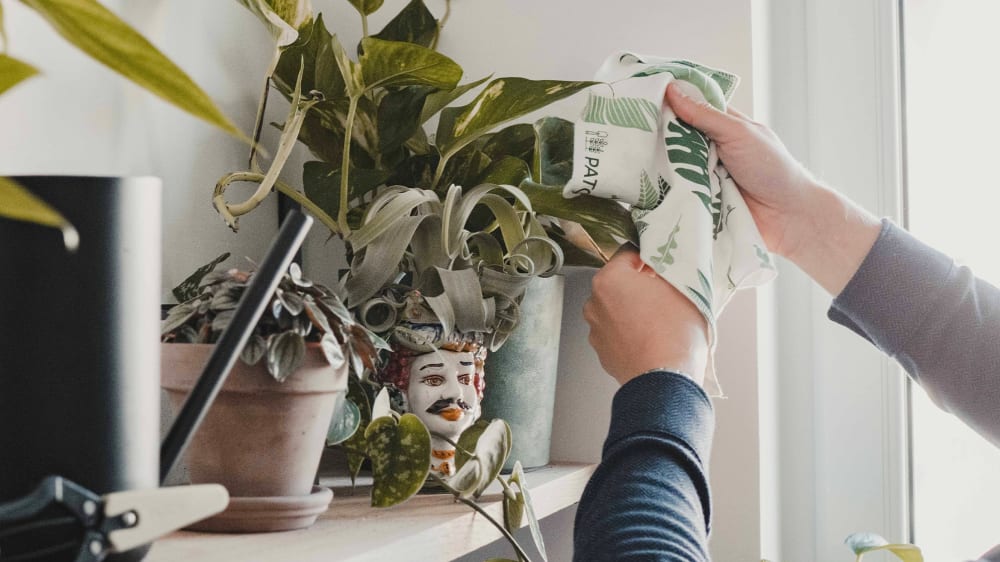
{"left": 366, "top": 412, "right": 431, "bottom": 507}
{"left": 161, "top": 259, "right": 381, "bottom": 383}
{"left": 217, "top": 0, "right": 614, "bottom": 266}
{"left": 845, "top": 532, "right": 923, "bottom": 562}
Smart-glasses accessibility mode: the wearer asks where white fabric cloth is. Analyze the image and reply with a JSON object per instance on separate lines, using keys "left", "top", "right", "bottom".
{"left": 563, "top": 52, "right": 777, "bottom": 396}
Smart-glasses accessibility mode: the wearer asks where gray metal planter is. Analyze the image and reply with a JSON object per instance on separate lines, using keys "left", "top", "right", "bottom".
{"left": 482, "top": 275, "right": 565, "bottom": 471}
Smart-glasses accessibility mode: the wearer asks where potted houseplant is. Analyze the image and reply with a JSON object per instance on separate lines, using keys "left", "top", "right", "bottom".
{"left": 159, "top": 258, "right": 384, "bottom": 532}
{"left": 208, "top": 0, "right": 636, "bottom": 481}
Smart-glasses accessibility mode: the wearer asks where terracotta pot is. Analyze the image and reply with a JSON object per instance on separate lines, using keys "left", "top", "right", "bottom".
{"left": 161, "top": 343, "right": 348, "bottom": 499}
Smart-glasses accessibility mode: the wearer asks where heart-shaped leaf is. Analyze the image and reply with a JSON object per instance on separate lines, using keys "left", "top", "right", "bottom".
{"left": 327, "top": 396, "right": 362, "bottom": 445}
{"left": 273, "top": 14, "right": 346, "bottom": 100}
{"left": 366, "top": 413, "right": 431, "bottom": 507}
{"left": 235, "top": 0, "right": 308, "bottom": 46}
{"left": 21, "top": 0, "right": 242, "bottom": 139}
{"left": 372, "top": 0, "right": 438, "bottom": 47}
{"left": 378, "top": 85, "right": 434, "bottom": 154}
{"left": 435, "top": 77, "right": 595, "bottom": 162}
{"left": 359, "top": 37, "right": 461, "bottom": 91}
{"left": 471, "top": 419, "right": 512, "bottom": 498}
{"left": 267, "top": 331, "right": 306, "bottom": 382}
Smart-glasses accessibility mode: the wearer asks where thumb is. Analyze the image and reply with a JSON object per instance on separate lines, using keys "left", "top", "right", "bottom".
{"left": 665, "top": 81, "right": 739, "bottom": 141}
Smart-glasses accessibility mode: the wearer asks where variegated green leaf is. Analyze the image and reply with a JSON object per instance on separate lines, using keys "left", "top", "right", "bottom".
{"left": 359, "top": 37, "right": 461, "bottom": 91}
{"left": 171, "top": 252, "right": 231, "bottom": 302}
{"left": 320, "top": 332, "right": 347, "bottom": 370}
{"left": 0, "top": 176, "right": 78, "bottom": 251}
{"left": 347, "top": 0, "right": 384, "bottom": 16}
{"left": 240, "top": 334, "right": 267, "bottom": 365}
{"left": 235, "top": 0, "right": 309, "bottom": 46}
{"left": 273, "top": 15, "right": 345, "bottom": 100}
{"left": 267, "top": 330, "right": 306, "bottom": 381}
{"left": 327, "top": 395, "right": 361, "bottom": 445}
{"left": 329, "top": 34, "right": 363, "bottom": 97}
{"left": 372, "top": 0, "right": 437, "bottom": 47}
{"left": 436, "top": 78, "right": 595, "bottom": 163}
{"left": 366, "top": 413, "right": 431, "bottom": 507}
{"left": 160, "top": 302, "right": 200, "bottom": 338}
{"left": 502, "top": 462, "right": 526, "bottom": 531}
{"left": 845, "top": 532, "right": 923, "bottom": 562}
{"left": 418, "top": 74, "right": 491, "bottom": 124}
{"left": 0, "top": 54, "right": 38, "bottom": 96}
{"left": 22, "top": 0, "right": 242, "bottom": 138}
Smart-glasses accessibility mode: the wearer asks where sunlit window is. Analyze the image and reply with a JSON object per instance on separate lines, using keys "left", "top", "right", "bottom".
{"left": 904, "top": 1, "right": 1000, "bottom": 559}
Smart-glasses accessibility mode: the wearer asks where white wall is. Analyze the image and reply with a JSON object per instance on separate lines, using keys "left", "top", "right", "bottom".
{"left": 2, "top": 1, "right": 767, "bottom": 559}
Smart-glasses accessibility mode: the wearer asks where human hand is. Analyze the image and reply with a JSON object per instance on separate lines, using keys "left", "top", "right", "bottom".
{"left": 664, "top": 81, "right": 818, "bottom": 260}
{"left": 583, "top": 246, "right": 708, "bottom": 387}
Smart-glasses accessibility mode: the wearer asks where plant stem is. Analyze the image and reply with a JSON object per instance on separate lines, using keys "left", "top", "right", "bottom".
{"left": 338, "top": 95, "right": 360, "bottom": 237}
{"left": 428, "top": 473, "right": 533, "bottom": 562}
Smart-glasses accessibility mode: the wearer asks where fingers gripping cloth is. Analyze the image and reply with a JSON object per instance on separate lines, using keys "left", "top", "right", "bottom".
{"left": 564, "top": 52, "right": 777, "bottom": 397}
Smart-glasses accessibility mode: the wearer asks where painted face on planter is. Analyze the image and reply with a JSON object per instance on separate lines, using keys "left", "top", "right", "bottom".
{"left": 406, "top": 349, "right": 480, "bottom": 441}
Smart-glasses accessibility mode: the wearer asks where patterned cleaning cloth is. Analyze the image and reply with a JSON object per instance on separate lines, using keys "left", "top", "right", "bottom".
{"left": 563, "top": 52, "right": 777, "bottom": 397}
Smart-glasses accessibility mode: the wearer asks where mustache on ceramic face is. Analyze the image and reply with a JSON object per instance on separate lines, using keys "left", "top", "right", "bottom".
{"left": 425, "top": 398, "right": 473, "bottom": 415}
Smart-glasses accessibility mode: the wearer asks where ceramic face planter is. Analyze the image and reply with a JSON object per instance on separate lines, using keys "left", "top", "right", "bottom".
{"left": 375, "top": 339, "right": 486, "bottom": 478}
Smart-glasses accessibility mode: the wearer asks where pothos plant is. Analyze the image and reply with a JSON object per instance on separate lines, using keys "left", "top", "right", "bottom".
{"left": 0, "top": 0, "right": 242, "bottom": 249}
{"left": 352, "top": 388, "right": 548, "bottom": 562}
{"left": 204, "top": 2, "right": 638, "bottom": 560}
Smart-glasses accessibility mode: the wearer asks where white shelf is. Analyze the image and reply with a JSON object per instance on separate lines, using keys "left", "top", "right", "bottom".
{"left": 146, "top": 462, "right": 595, "bottom": 562}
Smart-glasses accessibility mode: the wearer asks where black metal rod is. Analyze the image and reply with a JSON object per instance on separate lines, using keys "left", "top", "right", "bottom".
{"left": 159, "top": 211, "right": 313, "bottom": 483}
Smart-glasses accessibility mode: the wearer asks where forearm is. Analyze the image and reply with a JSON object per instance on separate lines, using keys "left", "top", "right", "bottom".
{"left": 828, "top": 221, "right": 1000, "bottom": 446}
{"left": 574, "top": 371, "right": 714, "bottom": 562}
{"left": 782, "top": 182, "right": 883, "bottom": 296}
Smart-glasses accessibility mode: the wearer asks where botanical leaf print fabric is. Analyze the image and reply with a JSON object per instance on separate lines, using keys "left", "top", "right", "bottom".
{"left": 564, "top": 51, "right": 777, "bottom": 396}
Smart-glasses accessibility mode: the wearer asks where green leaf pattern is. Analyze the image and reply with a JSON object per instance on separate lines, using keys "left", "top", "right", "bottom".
{"left": 580, "top": 92, "right": 659, "bottom": 132}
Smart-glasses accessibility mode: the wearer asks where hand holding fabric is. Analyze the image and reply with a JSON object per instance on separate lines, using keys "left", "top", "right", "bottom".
{"left": 664, "top": 81, "right": 817, "bottom": 259}
{"left": 583, "top": 246, "right": 708, "bottom": 387}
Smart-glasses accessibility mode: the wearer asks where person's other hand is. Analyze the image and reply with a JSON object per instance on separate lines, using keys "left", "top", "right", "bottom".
{"left": 583, "top": 246, "right": 708, "bottom": 387}
{"left": 665, "top": 81, "right": 817, "bottom": 260}
{"left": 665, "top": 81, "right": 882, "bottom": 296}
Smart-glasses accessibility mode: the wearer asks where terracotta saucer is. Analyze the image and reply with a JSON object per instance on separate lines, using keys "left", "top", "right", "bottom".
{"left": 186, "top": 485, "right": 333, "bottom": 533}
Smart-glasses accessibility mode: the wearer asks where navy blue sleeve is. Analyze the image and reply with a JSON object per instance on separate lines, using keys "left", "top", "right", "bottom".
{"left": 573, "top": 371, "right": 715, "bottom": 562}
{"left": 829, "top": 219, "right": 1000, "bottom": 446}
